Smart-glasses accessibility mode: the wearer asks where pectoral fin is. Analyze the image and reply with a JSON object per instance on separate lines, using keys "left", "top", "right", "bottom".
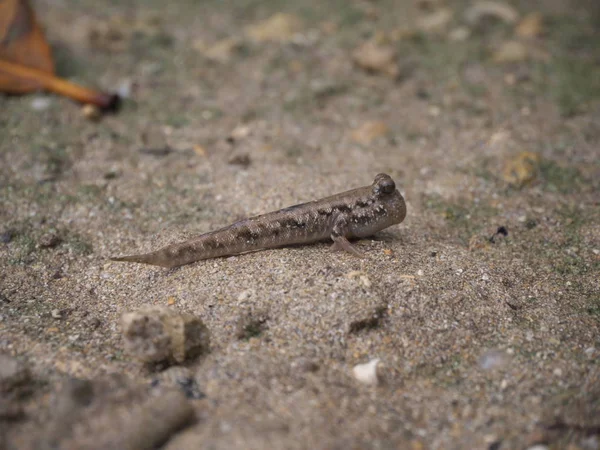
{"left": 330, "top": 214, "right": 367, "bottom": 259}
{"left": 330, "top": 236, "right": 366, "bottom": 258}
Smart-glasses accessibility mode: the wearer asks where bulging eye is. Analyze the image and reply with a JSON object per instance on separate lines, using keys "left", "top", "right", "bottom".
{"left": 373, "top": 173, "right": 396, "bottom": 195}
{"left": 380, "top": 179, "right": 395, "bottom": 194}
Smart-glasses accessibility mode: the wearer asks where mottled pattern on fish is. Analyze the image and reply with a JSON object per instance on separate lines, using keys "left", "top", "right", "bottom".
{"left": 111, "top": 173, "right": 406, "bottom": 268}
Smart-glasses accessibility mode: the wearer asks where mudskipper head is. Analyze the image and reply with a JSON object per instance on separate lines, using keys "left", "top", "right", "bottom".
{"left": 372, "top": 173, "right": 407, "bottom": 225}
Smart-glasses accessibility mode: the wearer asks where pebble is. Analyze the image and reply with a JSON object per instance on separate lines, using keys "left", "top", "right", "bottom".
{"left": 245, "top": 13, "right": 303, "bottom": 43}
{"left": 516, "top": 12, "right": 543, "bottom": 38}
{"left": 449, "top": 26, "right": 470, "bottom": 41}
{"left": 81, "top": 104, "right": 102, "bottom": 121}
{"left": 292, "top": 357, "right": 320, "bottom": 373}
{"left": 197, "top": 37, "right": 242, "bottom": 63}
{"left": 502, "top": 151, "right": 541, "bottom": 187}
{"left": 417, "top": 8, "right": 453, "bottom": 33}
{"left": 31, "top": 97, "right": 52, "bottom": 111}
{"left": 526, "top": 446, "right": 549, "bottom": 450}
{"left": 493, "top": 40, "right": 528, "bottom": 63}
{"left": 237, "top": 289, "right": 254, "bottom": 301}
{"left": 116, "top": 79, "right": 133, "bottom": 98}
{"left": 230, "top": 124, "right": 252, "bottom": 141}
{"left": 352, "top": 358, "right": 380, "bottom": 385}
{"left": 51, "top": 309, "right": 62, "bottom": 319}
{"left": 228, "top": 153, "right": 252, "bottom": 168}
{"left": 464, "top": 1, "right": 519, "bottom": 25}
{"left": 478, "top": 349, "right": 509, "bottom": 370}
{"left": 359, "top": 275, "right": 372, "bottom": 288}
{"left": 350, "top": 121, "right": 390, "bottom": 145}
{"left": 352, "top": 40, "right": 399, "bottom": 78}
{"left": 0, "top": 229, "right": 14, "bottom": 243}
{"left": 39, "top": 232, "right": 62, "bottom": 248}
{"left": 121, "top": 306, "right": 210, "bottom": 364}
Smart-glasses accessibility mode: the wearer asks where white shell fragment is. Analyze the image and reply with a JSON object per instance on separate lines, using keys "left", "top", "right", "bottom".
{"left": 352, "top": 358, "right": 380, "bottom": 386}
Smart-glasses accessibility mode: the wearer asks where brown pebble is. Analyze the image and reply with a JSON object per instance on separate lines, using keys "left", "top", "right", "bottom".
{"left": 228, "top": 153, "right": 252, "bottom": 168}
{"left": 39, "top": 232, "right": 62, "bottom": 248}
{"left": 352, "top": 40, "right": 399, "bottom": 78}
{"left": 121, "top": 306, "right": 210, "bottom": 364}
{"left": 81, "top": 104, "right": 102, "bottom": 121}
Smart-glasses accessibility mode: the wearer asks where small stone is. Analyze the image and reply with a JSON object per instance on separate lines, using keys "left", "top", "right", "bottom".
{"left": 87, "top": 317, "right": 102, "bottom": 329}
{"left": 51, "top": 309, "right": 62, "bottom": 319}
{"left": 388, "top": 27, "right": 418, "bottom": 41}
{"left": 245, "top": 13, "right": 303, "bottom": 43}
{"left": 228, "top": 153, "right": 252, "bottom": 168}
{"left": 502, "top": 151, "right": 541, "bottom": 187}
{"left": 526, "top": 446, "right": 549, "bottom": 450}
{"left": 478, "top": 349, "right": 509, "bottom": 370}
{"left": 197, "top": 37, "right": 243, "bottom": 63}
{"left": 121, "top": 306, "right": 210, "bottom": 364}
{"left": 81, "top": 104, "right": 102, "bottom": 121}
{"left": 346, "top": 270, "right": 366, "bottom": 280}
{"left": 0, "top": 228, "right": 14, "bottom": 243}
{"left": 493, "top": 40, "right": 528, "bottom": 63}
{"left": 553, "top": 367, "right": 562, "bottom": 377}
{"left": 516, "top": 12, "right": 543, "bottom": 38}
{"left": 117, "top": 79, "right": 133, "bottom": 98}
{"left": 449, "top": 26, "right": 470, "bottom": 41}
{"left": 359, "top": 275, "right": 372, "bottom": 288}
{"left": 292, "top": 358, "right": 320, "bottom": 373}
{"left": 417, "top": 8, "right": 453, "bottom": 33}
{"left": 31, "top": 96, "right": 52, "bottom": 111}
{"left": 352, "top": 40, "right": 399, "bottom": 78}
{"left": 429, "top": 105, "right": 441, "bottom": 116}
{"left": 353, "top": 358, "right": 380, "bottom": 385}
{"left": 237, "top": 290, "right": 254, "bottom": 301}
{"left": 39, "top": 232, "right": 62, "bottom": 248}
{"left": 103, "top": 170, "right": 120, "bottom": 180}
{"left": 348, "top": 306, "right": 387, "bottom": 334}
{"left": 229, "top": 124, "right": 252, "bottom": 142}
{"left": 192, "top": 145, "right": 207, "bottom": 157}
{"left": 236, "top": 310, "right": 268, "bottom": 340}
{"left": 504, "top": 73, "right": 517, "bottom": 85}
{"left": 464, "top": 1, "right": 519, "bottom": 25}
{"left": 350, "top": 121, "right": 390, "bottom": 144}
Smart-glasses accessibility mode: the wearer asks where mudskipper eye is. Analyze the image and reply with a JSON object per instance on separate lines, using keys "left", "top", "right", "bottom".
{"left": 373, "top": 173, "right": 396, "bottom": 195}
{"left": 380, "top": 178, "right": 395, "bottom": 194}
